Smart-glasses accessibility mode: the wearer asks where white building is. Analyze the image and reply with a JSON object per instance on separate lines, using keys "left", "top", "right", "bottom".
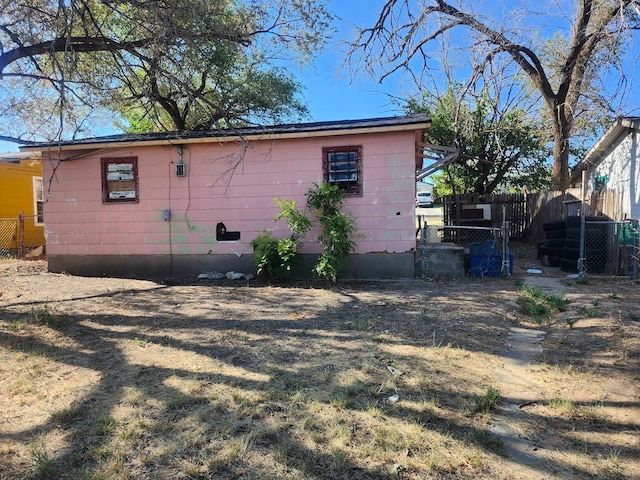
{"left": 572, "top": 117, "right": 640, "bottom": 220}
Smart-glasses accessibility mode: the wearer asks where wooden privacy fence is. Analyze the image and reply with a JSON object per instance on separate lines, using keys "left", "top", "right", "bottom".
{"left": 526, "top": 189, "right": 581, "bottom": 244}
{"left": 441, "top": 193, "right": 527, "bottom": 240}
{"left": 527, "top": 188, "right": 625, "bottom": 244}
{"left": 441, "top": 189, "right": 619, "bottom": 244}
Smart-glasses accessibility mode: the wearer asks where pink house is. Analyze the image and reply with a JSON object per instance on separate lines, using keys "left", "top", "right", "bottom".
{"left": 22, "top": 115, "right": 431, "bottom": 278}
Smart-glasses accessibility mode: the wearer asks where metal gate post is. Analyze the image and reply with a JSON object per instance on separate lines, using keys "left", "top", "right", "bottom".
{"left": 578, "top": 171, "right": 587, "bottom": 278}
{"left": 421, "top": 219, "right": 427, "bottom": 278}
{"left": 633, "top": 220, "right": 639, "bottom": 280}
{"left": 502, "top": 220, "right": 510, "bottom": 276}
{"left": 578, "top": 216, "right": 586, "bottom": 278}
{"left": 18, "top": 212, "right": 24, "bottom": 258}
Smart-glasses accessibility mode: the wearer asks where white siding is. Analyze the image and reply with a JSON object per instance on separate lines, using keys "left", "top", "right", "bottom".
{"left": 587, "top": 130, "right": 640, "bottom": 219}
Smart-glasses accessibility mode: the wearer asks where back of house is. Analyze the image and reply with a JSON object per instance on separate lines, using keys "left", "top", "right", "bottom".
{"left": 22, "top": 115, "right": 430, "bottom": 279}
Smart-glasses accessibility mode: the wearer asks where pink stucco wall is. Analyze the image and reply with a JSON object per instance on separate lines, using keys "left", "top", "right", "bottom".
{"left": 42, "top": 131, "right": 418, "bottom": 258}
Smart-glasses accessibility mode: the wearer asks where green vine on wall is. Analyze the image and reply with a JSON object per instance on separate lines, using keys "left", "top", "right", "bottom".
{"left": 306, "top": 183, "right": 360, "bottom": 281}
{"left": 250, "top": 183, "right": 360, "bottom": 281}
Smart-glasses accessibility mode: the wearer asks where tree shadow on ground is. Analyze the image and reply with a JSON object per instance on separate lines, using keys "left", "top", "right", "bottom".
{"left": 0, "top": 280, "right": 638, "bottom": 479}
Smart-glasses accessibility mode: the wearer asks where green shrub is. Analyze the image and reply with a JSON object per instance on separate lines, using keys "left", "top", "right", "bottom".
{"left": 473, "top": 386, "right": 501, "bottom": 413}
{"left": 518, "top": 284, "right": 568, "bottom": 325}
{"left": 251, "top": 232, "right": 290, "bottom": 281}
{"left": 250, "top": 198, "right": 311, "bottom": 281}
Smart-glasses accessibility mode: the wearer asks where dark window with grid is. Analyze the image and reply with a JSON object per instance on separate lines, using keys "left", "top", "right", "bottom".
{"left": 101, "top": 157, "right": 139, "bottom": 203}
{"left": 323, "top": 145, "right": 362, "bottom": 196}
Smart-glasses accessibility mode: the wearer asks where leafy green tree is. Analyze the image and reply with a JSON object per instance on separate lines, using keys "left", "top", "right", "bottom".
{"left": 408, "top": 84, "right": 550, "bottom": 195}
{"left": 0, "top": 0, "right": 331, "bottom": 143}
{"left": 348, "top": 0, "right": 639, "bottom": 191}
{"left": 116, "top": 50, "right": 309, "bottom": 132}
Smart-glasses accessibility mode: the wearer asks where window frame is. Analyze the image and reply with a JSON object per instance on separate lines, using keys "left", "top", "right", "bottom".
{"left": 322, "top": 145, "right": 363, "bottom": 197}
{"left": 32, "top": 176, "right": 44, "bottom": 226}
{"left": 101, "top": 157, "right": 139, "bottom": 204}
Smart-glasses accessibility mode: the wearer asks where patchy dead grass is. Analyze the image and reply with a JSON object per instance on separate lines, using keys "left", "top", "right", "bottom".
{"left": 0, "top": 259, "right": 638, "bottom": 479}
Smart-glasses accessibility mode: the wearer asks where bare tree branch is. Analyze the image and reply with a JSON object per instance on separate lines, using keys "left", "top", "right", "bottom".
{"left": 0, "top": 135, "right": 40, "bottom": 145}
{"left": 347, "top": 0, "right": 640, "bottom": 191}
{"left": 0, "top": 0, "right": 331, "bottom": 148}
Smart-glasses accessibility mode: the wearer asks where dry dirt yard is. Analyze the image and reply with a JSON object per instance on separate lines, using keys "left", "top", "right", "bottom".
{"left": 0, "top": 258, "right": 638, "bottom": 480}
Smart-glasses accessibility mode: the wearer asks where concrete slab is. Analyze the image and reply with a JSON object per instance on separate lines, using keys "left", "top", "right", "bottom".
{"left": 490, "top": 326, "right": 549, "bottom": 477}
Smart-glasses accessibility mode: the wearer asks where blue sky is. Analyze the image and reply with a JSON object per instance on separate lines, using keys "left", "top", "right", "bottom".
{"left": 298, "top": 0, "right": 404, "bottom": 121}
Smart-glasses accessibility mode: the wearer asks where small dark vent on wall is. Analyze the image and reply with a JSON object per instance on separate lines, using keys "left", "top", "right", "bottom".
{"left": 216, "top": 222, "right": 240, "bottom": 241}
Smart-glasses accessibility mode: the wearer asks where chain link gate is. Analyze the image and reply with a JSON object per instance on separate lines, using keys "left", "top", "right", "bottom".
{"left": 573, "top": 218, "right": 639, "bottom": 279}
{"left": 0, "top": 218, "right": 19, "bottom": 259}
{"left": 0, "top": 214, "right": 45, "bottom": 259}
{"left": 419, "top": 222, "right": 511, "bottom": 278}
{"left": 540, "top": 217, "right": 639, "bottom": 279}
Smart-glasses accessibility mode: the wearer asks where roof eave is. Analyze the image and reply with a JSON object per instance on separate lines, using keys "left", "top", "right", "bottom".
{"left": 571, "top": 117, "right": 640, "bottom": 183}
{"left": 20, "top": 119, "right": 431, "bottom": 153}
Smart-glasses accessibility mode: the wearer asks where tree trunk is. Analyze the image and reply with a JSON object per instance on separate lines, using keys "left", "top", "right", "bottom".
{"left": 551, "top": 114, "right": 570, "bottom": 193}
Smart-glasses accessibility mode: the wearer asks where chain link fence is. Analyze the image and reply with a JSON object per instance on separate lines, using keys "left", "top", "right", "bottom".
{"left": 418, "top": 223, "right": 512, "bottom": 278}
{"left": 0, "top": 218, "right": 19, "bottom": 259}
{"left": 538, "top": 217, "right": 638, "bottom": 279}
{"left": 0, "top": 215, "right": 45, "bottom": 259}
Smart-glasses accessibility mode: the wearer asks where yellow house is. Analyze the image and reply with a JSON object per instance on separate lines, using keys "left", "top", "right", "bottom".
{"left": 0, "top": 152, "right": 45, "bottom": 255}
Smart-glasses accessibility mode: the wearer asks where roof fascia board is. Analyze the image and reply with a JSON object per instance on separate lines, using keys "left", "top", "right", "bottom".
{"left": 571, "top": 117, "right": 640, "bottom": 183}
{"left": 21, "top": 121, "right": 431, "bottom": 153}
{"left": 578, "top": 117, "right": 640, "bottom": 170}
